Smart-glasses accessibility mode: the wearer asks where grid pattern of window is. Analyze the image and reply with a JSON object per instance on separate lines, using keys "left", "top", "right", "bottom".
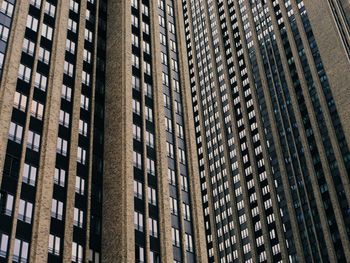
{"left": 182, "top": 0, "right": 350, "bottom": 262}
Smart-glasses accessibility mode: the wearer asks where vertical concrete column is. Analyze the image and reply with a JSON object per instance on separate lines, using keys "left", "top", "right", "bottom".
{"left": 102, "top": 0, "right": 135, "bottom": 262}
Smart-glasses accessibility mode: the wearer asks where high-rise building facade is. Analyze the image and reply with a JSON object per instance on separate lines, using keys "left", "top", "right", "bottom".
{"left": 0, "top": 0, "right": 206, "bottom": 262}
{"left": 0, "top": 0, "right": 349, "bottom": 263}
{"left": 181, "top": 0, "right": 350, "bottom": 262}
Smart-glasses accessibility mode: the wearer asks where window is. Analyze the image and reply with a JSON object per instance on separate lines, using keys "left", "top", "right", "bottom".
{"left": 1, "top": 1, "right": 14, "bottom": 17}
{"left": 31, "top": 100, "right": 44, "bottom": 120}
{"left": 146, "top": 131, "right": 154, "bottom": 148}
{"left": 45, "top": 2, "right": 56, "bottom": 17}
{"left": 146, "top": 158, "right": 155, "bottom": 175}
{"left": 18, "top": 64, "right": 31, "bottom": 82}
{"left": 166, "top": 142, "right": 174, "bottom": 158}
{"left": 81, "top": 94, "right": 89, "bottom": 110}
{"left": 172, "top": 228, "right": 180, "bottom": 247}
{"left": 74, "top": 207, "right": 84, "bottom": 228}
{"left": 132, "top": 99, "right": 140, "bottom": 115}
{"left": 85, "top": 29, "right": 92, "bottom": 42}
{"left": 148, "top": 187, "right": 156, "bottom": 206}
{"left": 136, "top": 246, "right": 144, "bottom": 263}
{"left": 142, "top": 22, "right": 149, "bottom": 34}
{"left": 13, "top": 239, "right": 29, "bottom": 263}
{"left": 8, "top": 122, "right": 23, "bottom": 143}
{"left": 64, "top": 61, "right": 74, "bottom": 77}
{"left": 70, "top": 0, "right": 79, "bottom": 12}
{"left": 144, "top": 61, "right": 151, "bottom": 75}
{"left": 132, "top": 34, "right": 139, "bottom": 47}
{"left": 162, "top": 72, "right": 168, "bottom": 86}
{"left": 169, "top": 197, "right": 178, "bottom": 215}
{"left": 144, "top": 82, "right": 152, "bottom": 97}
{"left": 34, "top": 72, "right": 47, "bottom": 90}
{"left": 72, "top": 242, "right": 83, "bottom": 263}
{"left": 66, "top": 39, "right": 76, "bottom": 54}
{"left": 22, "top": 38, "right": 35, "bottom": 55}
{"left": 132, "top": 76, "right": 140, "bottom": 90}
{"left": 132, "top": 54, "right": 139, "bottom": 68}
{"left": 143, "top": 41, "right": 150, "bottom": 54}
{"left": 68, "top": 18, "right": 77, "bottom": 33}
{"left": 149, "top": 218, "right": 158, "bottom": 237}
{"left": 22, "top": 163, "right": 37, "bottom": 186}
{"left": 54, "top": 168, "right": 65, "bottom": 187}
{"left": 176, "top": 124, "right": 184, "bottom": 138}
{"left": 38, "top": 47, "right": 50, "bottom": 64}
{"left": 145, "top": 106, "right": 153, "bottom": 122}
{"left": 178, "top": 149, "right": 186, "bottom": 164}
{"left": 0, "top": 233, "right": 9, "bottom": 258}
{"left": 62, "top": 85, "right": 72, "bottom": 101}
{"left": 134, "top": 211, "right": 143, "bottom": 232}
{"left": 77, "top": 147, "right": 86, "bottom": 164}
{"left": 51, "top": 199, "right": 63, "bottom": 220}
{"left": 30, "top": 0, "right": 41, "bottom": 8}
{"left": 142, "top": 4, "right": 149, "bottom": 16}
{"left": 18, "top": 199, "right": 33, "bottom": 223}
{"left": 57, "top": 137, "right": 68, "bottom": 156}
{"left": 132, "top": 14, "right": 138, "bottom": 27}
{"left": 83, "top": 49, "right": 91, "bottom": 63}
{"left": 185, "top": 233, "right": 193, "bottom": 252}
{"left": 133, "top": 151, "right": 142, "bottom": 169}
{"left": 168, "top": 168, "right": 176, "bottom": 185}
{"left": 59, "top": 110, "right": 70, "bottom": 127}
{"left": 183, "top": 203, "right": 191, "bottom": 221}
{"left": 75, "top": 176, "right": 85, "bottom": 195}
{"left": 79, "top": 120, "right": 88, "bottom": 136}
{"left": 82, "top": 71, "right": 90, "bottom": 86}
{"left": 48, "top": 234, "right": 60, "bottom": 256}
{"left": 131, "top": 0, "right": 138, "bottom": 8}
{"left": 181, "top": 175, "right": 188, "bottom": 191}
{"left": 134, "top": 180, "right": 143, "bottom": 199}
{"left": 1, "top": 193, "right": 13, "bottom": 216}
{"left": 133, "top": 124, "right": 141, "bottom": 141}
{"left": 26, "top": 15, "right": 38, "bottom": 31}
{"left": 41, "top": 24, "right": 53, "bottom": 40}
{"left": 160, "top": 33, "right": 166, "bottom": 45}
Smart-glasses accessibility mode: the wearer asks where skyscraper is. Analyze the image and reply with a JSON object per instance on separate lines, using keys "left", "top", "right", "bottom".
{"left": 181, "top": 0, "right": 350, "bottom": 262}
{"left": 0, "top": 0, "right": 206, "bottom": 262}
{"left": 0, "top": 0, "right": 349, "bottom": 263}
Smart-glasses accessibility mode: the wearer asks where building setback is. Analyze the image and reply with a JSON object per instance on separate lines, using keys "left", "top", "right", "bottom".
{"left": 0, "top": 0, "right": 349, "bottom": 263}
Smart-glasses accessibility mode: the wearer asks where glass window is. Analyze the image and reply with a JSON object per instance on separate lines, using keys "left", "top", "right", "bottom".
{"left": 51, "top": 199, "right": 63, "bottom": 220}
{"left": 59, "top": 110, "right": 70, "bottom": 127}
{"left": 75, "top": 176, "right": 85, "bottom": 195}
{"left": 0, "top": 233, "right": 9, "bottom": 258}
{"left": 34, "top": 72, "right": 47, "bottom": 91}
{"left": 14, "top": 92, "right": 27, "bottom": 112}
{"left": 22, "top": 163, "right": 37, "bottom": 186}
{"left": 171, "top": 228, "right": 180, "bottom": 247}
{"left": 26, "top": 15, "right": 38, "bottom": 31}
{"left": 148, "top": 218, "right": 158, "bottom": 237}
{"left": 56, "top": 137, "right": 68, "bottom": 156}
{"left": 48, "top": 234, "right": 60, "bottom": 256}
{"left": 134, "top": 211, "right": 143, "bottom": 232}
{"left": 13, "top": 239, "right": 29, "bottom": 263}
{"left": 148, "top": 187, "right": 157, "bottom": 206}
{"left": 31, "top": 100, "right": 44, "bottom": 120}
{"left": 72, "top": 242, "right": 83, "bottom": 263}
{"left": 8, "top": 122, "right": 23, "bottom": 144}
{"left": 54, "top": 168, "right": 65, "bottom": 187}
{"left": 18, "top": 64, "right": 31, "bottom": 83}
{"left": 77, "top": 146, "right": 86, "bottom": 164}
{"left": 73, "top": 207, "right": 84, "bottom": 228}
{"left": 41, "top": 24, "right": 53, "bottom": 40}
{"left": 18, "top": 199, "right": 33, "bottom": 224}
